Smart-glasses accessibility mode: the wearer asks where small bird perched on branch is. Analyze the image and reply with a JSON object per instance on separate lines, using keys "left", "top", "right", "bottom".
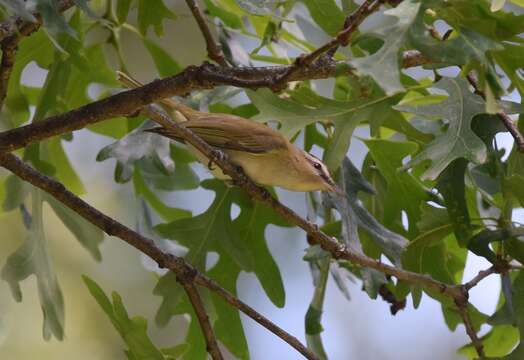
{"left": 117, "top": 72, "right": 342, "bottom": 194}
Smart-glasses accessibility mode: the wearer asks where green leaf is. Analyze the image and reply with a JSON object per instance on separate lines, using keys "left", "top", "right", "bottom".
{"left": 153, "top": 180, "right": 254, "bottom": 325}
{"left": 153, "top": 180, "right": 285, "bottom": 357}
{"left": 137, "top": 144, "right": 200, "bottom": 192}
{"left": 43, "top": 194, "right": 104, "bottom": 261}
{"left": 467, "top": 229, "right": 509, "bottom": 264}
{"left": 502, "top": 271, "right": 524, "bottom": 359}
{"left": 300, "top": 0, "right": 345, "bottom": 36}
{"left": 2, "top": 175, "right": 30, "bottom": 212}
{"left": 494, "top": 43, "right": 524, "bottom": 96}
{"left": 207, "top": 257, "right": 250, "bottom": 360}
{"left": 435, "top": 0, "right": 524, "bottom": 41}
{"left": 97, "top": 124, "right": 175, "bottom": 183}
{"left": 459, "top": 324, "right": 519, "bottom": 359}
{"left": 42, "top": 138, "right": 85, "bottom": 194}
{"left": 232, "top": 189, "right": 289, "bottom": 307}
{"left": 1, "top": 189, "right": 64, "bottom": 340}
{"left": 133, "top": 168, "right": 191, "bottom": 222}
{"left": 436, "top": 159, "right": 473, "bottom": 247}
{"left": 248, "top": 84, "right": 411, "bottom": 143}
{"left": 402, "top": 205, "right": 455, "bottom": 284}
{"left": 203, "top": 0, "right": 243, "bottom": 29}
{"left": 395, "top": 77, "right": 487, "bottom": 180}
{"left": 143, "top": 38, "right": 182, "bottom": 77}
{"left": 327, "top": 157, "right": 408, "bottom": 266}
{"left": 137, "top": 0, "right": 177, "bottom": 36}
{"left": 0, "top": 0, "right": 37, "bottom": 21}
{"left": 116, "top": 0, "right": 133, "bottom": 24}
{"left": 36, "top": 0, "right": 77, "bottom": 37}
{"left": 350, "top": 0, "right": 421, "bottom": 95}
{"left": 409, "top": 6, "right": 503, "bottom": 67}
{"left": 235, "top": 0, "right": 272, "bottom": 16}
{"left": 82, "top": 276, "right": 165, "bottom": 359}
{"left": 5, "top": 29, "right": 54, "bottom": 125}
{"left": 364, "top": 139, "right": 428, "bottom": 235}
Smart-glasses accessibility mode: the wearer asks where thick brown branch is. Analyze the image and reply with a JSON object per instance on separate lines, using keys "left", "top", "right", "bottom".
{"left": 184, "top": 0, "right": 227, "bottom": 66}
{"left": 466, "top": 73, "right": 524, "bottom": 153}
{"left": 0, "top": 152, "right": 317, "bottom": 360}
{"left": 273, "top": 0, "right": 382, "bottom": 88}
{"left": 0, "top": 51, "right": 429, "bottom": 153}
{"left": 181, "top": 282, "right": 224, "bottom": 360}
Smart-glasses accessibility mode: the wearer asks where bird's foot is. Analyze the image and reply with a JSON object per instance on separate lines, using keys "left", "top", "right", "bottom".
{"left": 208, "top": 149, "right": 225, "bottom": 170}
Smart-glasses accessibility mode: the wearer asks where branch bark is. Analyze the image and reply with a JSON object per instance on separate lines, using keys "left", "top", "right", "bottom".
{"left": 0, "top": 151, "right": 318, "bottom": 360}
{"left": 455, "top": 293, "right": 485, "bottom": 358}
{"left": 181, "top": 282, "right": 224, "bottom": 360}
{"left": 184, "top": 0, "right": 227, "bottom": 66}
{"left": 273, "top": 0, "right": 382, "bottom": 88}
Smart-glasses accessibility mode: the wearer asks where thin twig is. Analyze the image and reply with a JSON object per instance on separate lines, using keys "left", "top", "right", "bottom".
{"left": 193, "top": 273, "right": 320, "bottom": 360}
{"left": 463, "top": 266, "right": 498, "bottom": 291}
{"left": 181, "top": 282, "right": 224, "bottom": 360}
{"left": 272, "top": 0, "right": 382, "bottom": 89}
{"left": 466, "top": 73, "right": 524, "bottom": 153}
{"left": 184, "top": 0, "right": 228, "bottom": 66}
{"left": 0, "top": 41, "right": 17, "bottom": 109}
{"left": 0, "top": 152, "right": 318, "bottom": 360}
{"left": 455, "top": 294, "right": 485, "bottom": 359}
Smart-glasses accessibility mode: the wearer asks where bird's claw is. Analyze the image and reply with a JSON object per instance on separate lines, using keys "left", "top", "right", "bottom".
{"left": 208, "top": 149, "right": 225, "bottom": 170}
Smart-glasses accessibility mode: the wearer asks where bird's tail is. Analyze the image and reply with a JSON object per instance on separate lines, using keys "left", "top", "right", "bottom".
{"left": 116, "top": 71, "right": 198, "bottom": 121}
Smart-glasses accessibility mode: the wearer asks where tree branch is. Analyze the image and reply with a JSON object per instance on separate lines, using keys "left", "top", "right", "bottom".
{"left": 0, "top": 51, "right": 429, "bottom": 153}
{"left": 181, "top": 282, "right": 224, "bottom": 360}
{"left": 0, "top": 40, "right": 17, "bottom": 109}
{"left": 272, "top": 0, "right": 382, "bottom": 88}
{"left": 455, "top": 293, "right": 485, "bottom": 359}
{"left": 0, "top": 151, "right": 318, "bottom": 360}
{"left": 184, "top": 0, "right": 227, "bottom": 66}
{"left": 463, "top": 266, "right": 498, "bottom": 292}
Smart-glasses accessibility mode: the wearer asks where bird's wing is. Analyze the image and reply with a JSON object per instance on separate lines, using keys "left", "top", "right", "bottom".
{"left": 148, "top": 115, "right": 288, "bottom": 154}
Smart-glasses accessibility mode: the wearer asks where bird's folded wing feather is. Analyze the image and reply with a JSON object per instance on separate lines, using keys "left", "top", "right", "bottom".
{"left": 147, "top": 114, "right": 288, "bottom": 154}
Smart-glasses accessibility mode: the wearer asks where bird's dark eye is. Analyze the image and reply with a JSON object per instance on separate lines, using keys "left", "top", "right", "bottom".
{"left": 313, "top": 162, "right": 322, "bottom": 170}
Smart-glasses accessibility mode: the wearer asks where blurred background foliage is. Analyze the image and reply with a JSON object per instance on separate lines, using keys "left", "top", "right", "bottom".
{"left": 0, "top": 0, "right": 523, "bottom": 359}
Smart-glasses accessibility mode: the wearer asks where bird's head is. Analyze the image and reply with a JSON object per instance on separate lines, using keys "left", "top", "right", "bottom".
{"left": 301, "top": 152, "right": 344, "bottom": 195}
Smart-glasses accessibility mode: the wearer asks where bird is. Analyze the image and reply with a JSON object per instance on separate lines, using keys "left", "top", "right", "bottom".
{"left": 117, "top": 71, "right": 342, "bottom": 194}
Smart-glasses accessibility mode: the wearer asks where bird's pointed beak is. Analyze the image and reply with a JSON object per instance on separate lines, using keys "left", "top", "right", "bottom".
{"left": 327, "top": 182, "right": 345, "bottom": 197}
